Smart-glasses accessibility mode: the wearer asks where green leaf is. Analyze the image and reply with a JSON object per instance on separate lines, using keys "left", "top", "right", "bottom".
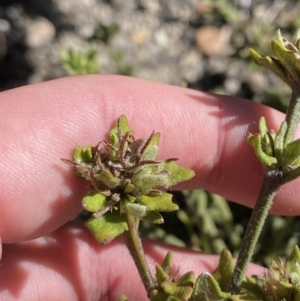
{"left": 141, "top": 132, "right": 160, "bottom": 160}
{"left": 124, "top": 182, "right": 135, "bottom": 194}
{"left": 133, "top": 165, "right": 170, "bottom": 194}
{"left": 73, "top": 146, "right": 94, "bottom": 163}
{"left": 212, "top": 249, "right": 234, "bottom": 291}
{"left": 152, "top": 252, "right": 194, "bottom": 301}
{"left": 283, "top": 138, "right": 300, "bottom": 167}
{"left": 85, "top": 210, "right": 128, "bottom": 244}
{"left": 249, "top": 48, "right": 289, "bottom": 87}
{"left": 285, "top": 245, "right": 300, "bottom": 275}
{"left": 162, "top": 161, "right": 195, "bottom": 187}
{"left": 150, "top": 292, "right": 181, "bottom": 301}
{"left": 156, "top": 265, "right": 169, "bottom": 285}
{"left": 230, "top": 276, "right": 266, "bottom": 301}
{"left": 160, "top": 281, "right": 193, "bottom": 300}
{"left": 161, "top": 251, "right": 172, "bottom": 272}
{"left": 125, "top": 202, "right": 147, "bottom": 219}
{"left": 94, "top": 169, "right": 120, "bottom": 188}
{"left": 141, "top": 211, "right": 164, "bottom": 224}
{"left": 274, "top": 121, "right": 287, "bottom": 156}
{"left": 109, "top": 115, "right": 134, "bottom": 146}
{"left": 119, "top": 295, "right": 128, "bottom": 301}
{"left": 177, "top": 271, "right": 195, "bottom": 286}
{"left": 271, "top": 38, "right": 300, "bottom": 86}
{"left": 139, "top": 193, "right": 178, "bottom": 212}
{"left": 248, "top": 134, "right": 277, "bottom": 166}
{"left": 190, "top": 273, "right": 230, "bottom": 301}
{"left": 82, "top": 191, "right": 107, "bottom": 213}
{"left": 257, "top": 115, "right": 268, "bottom": 137}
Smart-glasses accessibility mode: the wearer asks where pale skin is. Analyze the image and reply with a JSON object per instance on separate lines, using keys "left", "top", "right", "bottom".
{"left": 0, "top": 75, "right": 300, "bottom": 300}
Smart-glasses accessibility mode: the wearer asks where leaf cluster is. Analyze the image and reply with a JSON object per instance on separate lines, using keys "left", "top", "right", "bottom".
{"left": 63, "top": 115, "right": 194, "bottom": 244}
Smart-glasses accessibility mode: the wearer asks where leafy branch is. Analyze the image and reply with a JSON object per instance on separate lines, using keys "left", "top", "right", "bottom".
{"left": 62, "top": 115, "right": 195, "bottom": 298}
{"left": 228, "top": 29, "right": 300, "bottom": 294}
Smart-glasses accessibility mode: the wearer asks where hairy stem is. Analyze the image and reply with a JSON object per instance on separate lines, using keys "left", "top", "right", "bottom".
{"left": 123, "top": 212, "right": 154, "bottom": 292}
{"left": 228, "top": 88, "right": 300, "bottom": 294}
{"left": 284, "top": 89, "right": 300, "bottom": 145}
{"left": 227, "top": 172, "right": 282, "bottom": 294}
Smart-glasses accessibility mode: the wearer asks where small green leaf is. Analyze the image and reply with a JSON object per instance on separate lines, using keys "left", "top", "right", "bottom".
{"left": 249, "top": 48, "right": 289, "bottom": 87}
{"left": 162, "top": 161, "right": 195, "bottom": 187}
{"left": 109, "top": 115, "right": 134, "bottom": 146}
{"left": 275, "top": 281, "right": 294, "bottom": 300}
{"left": 119, "top": 295, "right": 128, "bottom": 301}
{"left": 231, "top": 276, "right": 267, "bottom": 301}
{"left": 125, "top": 194, "right": 136, "bottom": 203}
{"left": 150, "top": 292, "right": 181, "bottom": 301}
{"left": 94, "top": 169, "right": 120, "bottom": 188}
{"left": 285, "top": 245, "right": 300, "bottom": 275}
{"left": 274, "top": 121, "right": 287, "bottom": 158}
{"left": 141, "top": 211, "right": 164, "bottom": 224}
{"left": 257, "top": 116, "right": 268, "bottom": 136}
{"left": 85, "top": 210, "right": 128, "bottom": 244}
{"left": 156, "top": 265, "right": 169, "bottom": 285}
{"left": 141, "top": 132, "right": 160, "bottom": 160}
{"left": 139, "top": 193, "right": 178, "bottom": 212}
{"left": 73, "top": 146, "right": 94, "bottom": 163}
{"left": 133, "top": 165, "right": 170, "bottom": 194}
{"left": 82, "top": 191, "right": 107, "bottom": 213}
{"left": 271, "top": 38, "right": 300, "bottom": 86}
{"left": 152, "top": 252, "right": 194, "bottom": 301}
{"left": 161, "top": 251, "right": 172, "bottom": 272}
{"left": 212, "top": 249, "right": 234, "bottom": 291}
{"left": 125, "top": 202, "right": 147, "bottom": 219}
{"left": 283, "top": 138, "right": 300, "bottom": 167}
{"left": 177, "top": 271, "right": 195, "bottom": 286}
{"left": 248, "top": 134, "right": 277, "bottom": 166}
{"left": 190, "top": 273, "right": 230, "bottom": 301}
{"left": 160, "top": 281, "right": 193, "bottom": 300}
{"left": 124, "top": 182, "right": 135, "bottom": 194}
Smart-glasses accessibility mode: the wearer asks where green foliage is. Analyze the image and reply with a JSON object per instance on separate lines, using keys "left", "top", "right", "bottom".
{"left": 150, "top": 252, "right": 195, "bottom": 301}
{"left": 178, "top": 190, "right": 241, "bottom": 255}
{"left": 248, "top": 31, "right": 300, "bottom": 183}
{"left": 233, "top": 246, "right": 300, "bottom": 301}
{"left": 148, "top": 246, "right": 300, "bottom": 301}
{"left": 63, "top": 115, "right": 194, "bottom": 244}
{"left": 228, "top": 28, "right": 300, "bottom": 295}
{"left": 59, "top": 48, "right": 100, "bottom": 75}
{"left": 90, "top": 23, "right": 118, "bottom": 43}
{"left": 250, "top": 30, "right": 300, "bottom": 89}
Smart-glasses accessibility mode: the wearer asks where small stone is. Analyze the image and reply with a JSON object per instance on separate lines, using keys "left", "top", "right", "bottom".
{"left": 195, "top": 25, "right": 232, "bottom": 56}
{"left": 131, "top": 29, "right": 150, "bottom": 45}
{"left": 26, "top": 17, "right": 55, "bottom": 48}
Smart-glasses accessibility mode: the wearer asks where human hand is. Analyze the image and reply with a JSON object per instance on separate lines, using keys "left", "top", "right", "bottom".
{"left": 0, "top": 75, "right": 299, "bottom": 300}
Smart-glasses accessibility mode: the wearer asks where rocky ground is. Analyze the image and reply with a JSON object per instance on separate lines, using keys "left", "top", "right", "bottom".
{"left": 0, "top": 0, "right": 299, "bottom": 105}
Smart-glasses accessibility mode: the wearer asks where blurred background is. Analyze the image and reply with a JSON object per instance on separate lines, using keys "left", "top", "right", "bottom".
{"left": 1, "top": 0, "right": 300, "bottom": 266}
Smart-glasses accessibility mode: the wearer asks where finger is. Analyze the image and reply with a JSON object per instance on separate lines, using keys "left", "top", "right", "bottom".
{"left": 0, "top": 75, "right": 296, "bottom": 243}
{"left": 0, "top": 223, "right": 264, "bottom": 301}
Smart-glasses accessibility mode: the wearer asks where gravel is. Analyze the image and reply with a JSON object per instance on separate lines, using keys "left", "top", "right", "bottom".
{"left": 0, "top": 0, "right": 298, "bottom": 103}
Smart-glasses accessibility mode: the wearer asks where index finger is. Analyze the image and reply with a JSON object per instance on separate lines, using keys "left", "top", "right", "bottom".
{"left": 0, "top": 75, "right": 297, "bottom": 243}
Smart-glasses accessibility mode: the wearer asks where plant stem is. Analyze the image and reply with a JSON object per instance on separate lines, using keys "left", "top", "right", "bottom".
{"left": 284, "top": 89, "right": 300, "bottom": 146}
{"left": 227, "top": 171, "right": 282, "bottom": 294}
{"left": 123, "top": 212, "right": 155, "bottom": 293}
{"left": 228, "top": 89, "right": 300, "bottom": 294}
